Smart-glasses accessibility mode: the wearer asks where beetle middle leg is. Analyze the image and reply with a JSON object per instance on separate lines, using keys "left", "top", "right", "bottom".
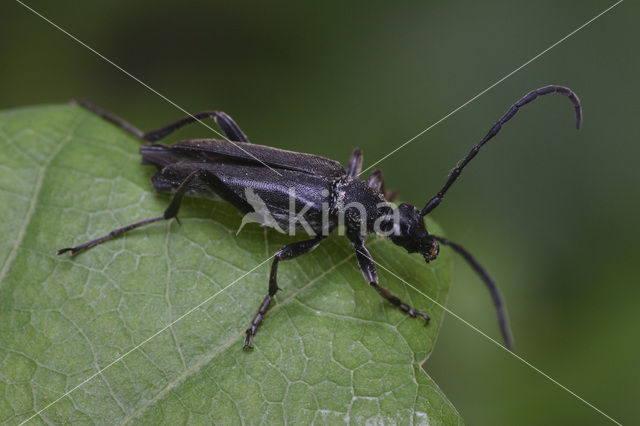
{"left": 72, "top": 99, "right": 249, "bottom": 143}
{"left": 244, "top": 235, "right": 325, "bottom": 349}
{"left": 348, "top": 149, "right": 363, "bottom": 178}
{"left": 349, "top": 233, "right": 429, "bottom": 324}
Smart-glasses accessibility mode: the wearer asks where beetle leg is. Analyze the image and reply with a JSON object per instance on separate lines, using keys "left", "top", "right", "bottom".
{"left": 57, "top": 168, "right": 251, "bottom": 256}
{"left": 244, "top": 235, "right": 325, "bottom": 349}
{"left": 142, "top": 110, "right": 249, "bottom": 143}
{"left": 162, "top": 167, "right": 253, "bottom": 216}
{"left": 56, "top": 216, "right": 166, "bottom": 256}
{"left": 56, "top": 170, "right": 197, "bottom": 256}
{"left": 348, "top": 149, "right": 363, "bottom": 178}
{"left": 367, "top": 169, "right": 383, "bottom": 192}
{"left": 72, "top": 99, "right": 145, "bottom": 139}
{"left": 367, "top": 169, "right": 399, "bottom": 202}
{"left": 349, "top": 233, "right": 430, "bottom": 324}
{"left": 72, "top": 99, "right": 249, "bottom": 143}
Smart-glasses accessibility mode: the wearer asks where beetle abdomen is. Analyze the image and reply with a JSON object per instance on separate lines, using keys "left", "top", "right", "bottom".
{"left": 148, "top": 157, "right": 335, "bottom": 235}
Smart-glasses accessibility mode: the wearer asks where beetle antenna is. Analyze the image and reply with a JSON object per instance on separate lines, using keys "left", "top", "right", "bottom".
{"left": 421, "top": 85, "right": 582, "bottom": 216}
{"left": 433, "top": 235, "right": 513, "bottom": 349}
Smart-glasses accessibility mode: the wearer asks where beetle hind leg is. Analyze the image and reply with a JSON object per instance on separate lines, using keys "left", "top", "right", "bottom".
{"left": 72, "top": 99, "right": 145, "bottom": 139}
{"left": 57, "top": 168, "right": 251, "bottom": 256}
{"left": 56, "top": 170, "right": 199, "bottom": 256}
{"left": 56, "top": 216, "right": 165, "bottom": 256}
{"left": 142, "top": 110, "right": 249, "bottom": 143}
{"left": 72, "top": 99, "right": 249, "bottom": 143}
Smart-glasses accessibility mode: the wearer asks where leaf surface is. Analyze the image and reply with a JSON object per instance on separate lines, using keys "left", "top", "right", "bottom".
{"left": 0, "top": 105, "right": 462, "bottom": 425}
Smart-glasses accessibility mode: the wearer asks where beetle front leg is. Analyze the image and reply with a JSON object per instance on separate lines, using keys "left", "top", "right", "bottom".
{"left": 244, "top": 235, "right": 325, "bottom": 349}
{"left": 367, "top": 169, "right": 399, "bottom": 202}
{"left": 350, "top": 234, "right": 429, "bottom": 324}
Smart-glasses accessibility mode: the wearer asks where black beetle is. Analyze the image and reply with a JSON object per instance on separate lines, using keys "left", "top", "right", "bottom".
{"left": 58, "top": 85, "right": 582, "bottom": 349}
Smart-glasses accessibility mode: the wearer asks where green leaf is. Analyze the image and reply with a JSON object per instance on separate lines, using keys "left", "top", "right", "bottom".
{"left": 0, "top": 104, "right": 462, "bottom": 425}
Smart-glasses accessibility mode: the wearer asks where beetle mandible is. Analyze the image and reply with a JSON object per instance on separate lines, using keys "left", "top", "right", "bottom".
{"left": 58, "top": 85, "right": 582, "bottom": 349}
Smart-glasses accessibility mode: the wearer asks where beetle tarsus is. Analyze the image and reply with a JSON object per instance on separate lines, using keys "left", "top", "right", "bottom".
{"left": 244, "top": 294, "right": 273, "bottom": 349}
{"left": 370, "top": 281, "right": 430, "bottom": 324}
{"left": 72, "top": 98, "right": 145, "bottom": 139}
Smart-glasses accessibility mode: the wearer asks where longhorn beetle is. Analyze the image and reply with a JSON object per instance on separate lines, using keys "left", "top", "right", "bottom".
{"left": 58, "top": 85, "right": 582, "bottom": 350}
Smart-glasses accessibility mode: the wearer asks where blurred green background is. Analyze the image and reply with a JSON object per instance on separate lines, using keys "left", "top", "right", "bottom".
{"left": 2, "top": 0, "right": 637, "bottom": 424}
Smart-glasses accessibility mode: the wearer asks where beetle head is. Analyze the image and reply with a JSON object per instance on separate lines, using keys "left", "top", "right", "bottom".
{"left": 388, "top": 203, "right": 439, "bottom": 262}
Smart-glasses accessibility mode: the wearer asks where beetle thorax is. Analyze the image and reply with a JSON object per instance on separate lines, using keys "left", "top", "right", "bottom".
{"left": 333, "top": 178, "right": 389, "bottom": 235}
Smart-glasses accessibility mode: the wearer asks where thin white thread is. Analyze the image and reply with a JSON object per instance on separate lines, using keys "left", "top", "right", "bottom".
{"left": 14, "top": 0, "right": 282, "bottom": 177}
{"left": 18, "top": 255, "right": 274, "bottom": 425}
{"left": 357, "top": 249, "right": 622, "bottom": 425}
{"left": 360, "top": 0, "right": 623, "bottom": 176}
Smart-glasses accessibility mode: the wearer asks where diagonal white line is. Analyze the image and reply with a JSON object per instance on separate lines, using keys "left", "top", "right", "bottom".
{"left": 14, "top": 0, "right": 283, "bottom": 177}
{"left": 360, "top": 0, "right": 623, "bottom": 176}
{"left": 356, "top": 249, "right": 622, "bottom": 425}
{"left": 18, "top": 255, "right": 275, "bottom": 425}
